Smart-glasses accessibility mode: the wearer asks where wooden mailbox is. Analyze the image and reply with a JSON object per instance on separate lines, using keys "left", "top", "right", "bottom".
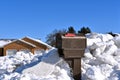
{"left": 56, "top": 33, "right": 86, "bottom": 80}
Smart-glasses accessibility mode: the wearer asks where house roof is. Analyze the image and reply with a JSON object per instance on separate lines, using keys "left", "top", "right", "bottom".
{"left": 3, "top": 39, "right": 36, "bottom": 48}
{"left": 18, "top": 39, "right": 36, "bottom": 47}
{"left": 22, "top": 36, "right": 52, "bottom": 49}
{"left": 0, "top": 36, "right": 52, "bottom": 49}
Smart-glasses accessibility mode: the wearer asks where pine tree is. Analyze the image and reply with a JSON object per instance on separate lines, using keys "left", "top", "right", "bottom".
{"left": 67, "top": 26, "right": 76, "bottom": 33}
{"left": 78, "top": 27, "right": 91, "bottom": 34}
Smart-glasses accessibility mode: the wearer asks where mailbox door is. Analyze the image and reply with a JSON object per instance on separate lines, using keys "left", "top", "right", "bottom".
{"left": 62, "top": 38, "right": 86, "bottom": 49}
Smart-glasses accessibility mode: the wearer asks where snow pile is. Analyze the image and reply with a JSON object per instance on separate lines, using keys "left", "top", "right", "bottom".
{"left": 0, "top": 49, "right": 73, "bottom": 80}
{"left": 82, "top": 33, "right": 120, "bottom": 80}
{"left": 1, "top": 33, "right": 120, "bottom": 80}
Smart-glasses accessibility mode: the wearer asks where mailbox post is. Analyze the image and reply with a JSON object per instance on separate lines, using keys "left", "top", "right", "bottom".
{"left": 56, "top": 33, "right": 86, "bottom": 80}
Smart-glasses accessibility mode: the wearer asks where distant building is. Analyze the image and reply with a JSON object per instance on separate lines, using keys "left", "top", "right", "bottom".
{"left": 0, "top": 37, "right": 52, "bottom": 56}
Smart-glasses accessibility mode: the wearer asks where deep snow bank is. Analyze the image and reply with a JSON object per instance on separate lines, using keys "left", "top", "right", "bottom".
{"left": 1, "top": 33, "right": 120, "bottom": 80}
{"left": 0, "top": 49, "right": 74, "bottom": 80}
{"left": 82, "top": 33, "right": 120, "bottom": 80}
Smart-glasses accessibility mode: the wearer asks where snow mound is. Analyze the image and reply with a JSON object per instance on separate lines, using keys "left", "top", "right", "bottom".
{"left": 1, "top": 33, "right": 120, "bottom": 80}
{"left": 0, "top": 49, "right": 73, "bottom": 80}
{"left": 22, "top": 49, "right": 61, "bottom": 77}
{"left": 82, "top": 33, "right": 120, "bottom": 80}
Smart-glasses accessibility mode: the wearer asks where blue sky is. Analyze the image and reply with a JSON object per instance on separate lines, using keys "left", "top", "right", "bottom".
{"left": 0, "top": 0, "right": 119, "bottom": 41}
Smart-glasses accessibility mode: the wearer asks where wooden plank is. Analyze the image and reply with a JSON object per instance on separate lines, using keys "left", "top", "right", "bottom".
{"left": 73, "top": 58, "right": 81, "bottom": 80}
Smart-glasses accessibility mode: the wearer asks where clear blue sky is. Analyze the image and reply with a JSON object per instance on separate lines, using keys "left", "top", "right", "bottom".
{"left": 0, "top": 0, "right": 119, "bottom": 41}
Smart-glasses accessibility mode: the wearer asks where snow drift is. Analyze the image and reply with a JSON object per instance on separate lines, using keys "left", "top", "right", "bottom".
{"left": 82, "top": 33, "right": 120, "bottom": 80}
{"left": 1, "top": 33, "right": 120, "bottom": 80}
{"left": 0, "top": 49, "right": 74, "bottom": 80}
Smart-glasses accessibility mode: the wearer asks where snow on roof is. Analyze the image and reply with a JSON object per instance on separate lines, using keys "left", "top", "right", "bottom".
{"left": 0, "top": 40, "right": 12, "bottom": 48}
{"left": 18, "top": 39, "right": 36, "bottom": 47}
{"left": 0, "top": 37, "right": 52, "bottom": 49}
{"left": 3, "top": 39, "right": 36, "bottom": 48}
{"left": 24, "top": 36, "right": 52, "bottom": 48}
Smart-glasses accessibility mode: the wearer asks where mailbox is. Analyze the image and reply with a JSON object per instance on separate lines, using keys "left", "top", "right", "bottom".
{"left": 56, "top": 33, "right": 86, "bottom": 80}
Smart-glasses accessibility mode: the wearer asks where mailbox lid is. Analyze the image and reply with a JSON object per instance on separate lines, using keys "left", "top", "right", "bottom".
{"left": 63, "top": 49, "right": 85, "bottom": 58}
{"left": 62, "top": 36, "right": 86, "bottom": 49}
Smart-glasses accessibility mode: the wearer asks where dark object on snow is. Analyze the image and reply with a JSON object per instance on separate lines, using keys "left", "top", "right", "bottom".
{"left": 107, "top": 32, "right": 118, "bottom": 37}
{"left": 56, "top": 33, "right": 86, "bottom": 80}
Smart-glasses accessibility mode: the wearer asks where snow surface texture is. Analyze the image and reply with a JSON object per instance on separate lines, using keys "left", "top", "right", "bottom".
{"left": 0, "top": 49, "right": 74, "bottom": 80}
{"left": 1, "top": 33, "right": 120, "bottom": 80}
{"left": 82, "top": 33, "right": 120, "bottom": 80}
